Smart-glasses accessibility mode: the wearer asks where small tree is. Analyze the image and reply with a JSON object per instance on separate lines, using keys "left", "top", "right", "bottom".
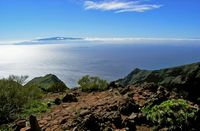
{"left": 78, "top": 75, "right": 108, "bottom": 92}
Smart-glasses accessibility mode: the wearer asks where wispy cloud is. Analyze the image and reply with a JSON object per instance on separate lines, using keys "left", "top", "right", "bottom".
{"left": 84, "top": 37, "right": 200, "bottom": 42}
{"left": 84, "top": 0, "right": 162, "bottom": 13}
{"left": 83, "top": 37, "right": 200, "bottom": 44}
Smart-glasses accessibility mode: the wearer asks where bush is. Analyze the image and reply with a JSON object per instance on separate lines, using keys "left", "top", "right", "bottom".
{"left": 0, "top": 124, "right": 11, "bottom": 131}
{"left": 22, "top": 100, "right": 49, "bottom": 117}
{"left": 0, "top": 78, "right": 44, "bottom": 124}
{"left": 8, "top": 75, "right": 28, "bottom": 85}
{"left": 0, "top": 80, "right": 27, "bottom": 123}
{"left": 78, "top": 75, "right": 108, "bottom": 92}
{"left": 142, "top": 99, "right": 199, "bottom": 130}
{"left": 23, "top": 84, "right": 43, "bottom": 100}
{"left": 46, "top": 82, "right": 67, "bottom": 92}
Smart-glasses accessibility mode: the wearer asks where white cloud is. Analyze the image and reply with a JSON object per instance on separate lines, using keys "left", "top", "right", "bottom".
{"left": 84, "top": 37, "right": 200, "bottom": 41}
{"left": 83, "top": 37, "right": 200, "bottom": 44}
{"left": 84, "top": 0, "right": 162, "bottom": 13}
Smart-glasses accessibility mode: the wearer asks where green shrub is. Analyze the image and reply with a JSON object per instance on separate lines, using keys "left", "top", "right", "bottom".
{"left": 0, "top": 80, "right": 27, "bottom": 123}
{"left": 0, "top": 124, "right": 11, "bottom": 131}
{"left": 22, "top": 100, "right": 49, "bottom": 117}
{"left": 46, "top": 82, "right": 67, "bottom": 92}
{"left": 78, "top": 75, "right": 108, "bottom": 92}
{"left": 23, "top": 84, "right": 43, "bottom": 100}
{"left": 0, "top": 78, "right": 44, "bottom": 124}
{"left": 142, "top": 99, "right": 199, "bottom": 130}
{"left": 8, "top": 75, "right": 28, "bottom": 85}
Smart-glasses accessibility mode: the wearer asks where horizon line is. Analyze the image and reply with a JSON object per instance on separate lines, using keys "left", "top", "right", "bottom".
{"left": 1, "top": 37, "right": 200, "bottom": 45}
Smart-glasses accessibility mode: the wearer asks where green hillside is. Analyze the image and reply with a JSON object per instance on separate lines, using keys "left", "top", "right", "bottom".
{"left": 117, "top": 62, "right": 200, "bottom": 101}
{"left": 26, "top": 74, "right": 68, "bottom": 92}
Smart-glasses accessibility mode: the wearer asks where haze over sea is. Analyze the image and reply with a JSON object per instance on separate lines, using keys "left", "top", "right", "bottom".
{"left": 0, "top": 42, "right": 200, "bottom": 88}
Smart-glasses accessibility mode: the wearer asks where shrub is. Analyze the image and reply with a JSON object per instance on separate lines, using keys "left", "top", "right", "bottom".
{"left": 8, "top": 75, "right": 28, "bottom": 85}
{"left": 78, "top": 75, "right": 108, "bottom": 92}
{"left": 46, "top": 82, "right": 67, "bottom": 92}
{"left": 0, "top": 80, "right": 27, "bottom": 123}
{"left": 0, "top": 78, "right": 44, "bottom": 124}
{"left": 0, "top": 124, "right": 11, "bottom": 131}
{"left": 23, "top": 84, "right": 43, "bottom": 100}
{"left": 21, "top": 100, "right": 49, "bottom": 117}
{"left": 142, "top": 99, "right": 199, "bottom": 130}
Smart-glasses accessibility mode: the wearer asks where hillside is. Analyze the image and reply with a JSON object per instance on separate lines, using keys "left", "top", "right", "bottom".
{"left": 1, "top": 62, "right": 200, "bottom": 131}
{"left": 17, "top": 84, "right": 200, "bottom": 131}
{"left": 26, "top": 74, "right": 68, "bottom": 92}
{"left": 117, "top": 62, "right": 200, "bottom": 102}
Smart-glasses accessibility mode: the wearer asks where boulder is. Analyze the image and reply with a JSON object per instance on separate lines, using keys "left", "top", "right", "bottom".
{"left": 102, "top": 111, "right": 122, "bottom": 128}
{"left": 142, "top": 82, "right": 158, "bottom": 92}
{"left": 14, "top": 119, "right": 26, "bottom": 131}
{"left": 77, "top": 114, "right": 100, "bottom": 131}
{"left": 122, "top": 118, "right": 136, "bottom": 131}
{"left": 29, "top": 115, "right": 41, "bottom": 131}
{"left": 119, "top": 98, "right": 139, "bottom": 116}
{"left": 107, "top": 105, "right": 118, "bottom": 111}
{"left": 62, "top": 93, "right": 78, "bottom": 103}
{"left": 108, "top": 81, "right": 122, "bottom": 88}
{"left": 111, "top": 111, "right": 122, "bottom": 128}
{"left": 119, "top": 86, "right": 131, "bottom": 95}
{"left": 79, "top": 110, "right": 90, "bottom": 117}
{"left": 54, "top": 98, "right": 62, "bottom": 105}
{"left": 103, "top": 127, "right": 113, "bottom": 131}
{"left": 128, "top": 113, "right": 147, "bottom": 125}
{"left": 144, "top": 86, "right": 169, "bottom": 107}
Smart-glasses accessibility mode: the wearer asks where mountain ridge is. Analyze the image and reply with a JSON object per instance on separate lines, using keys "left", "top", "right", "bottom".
{"left": 25, "top": 74, "right": 68, "bottom": 92}
{"left": 116, "top": 61, "right": 200, "bottom": 102}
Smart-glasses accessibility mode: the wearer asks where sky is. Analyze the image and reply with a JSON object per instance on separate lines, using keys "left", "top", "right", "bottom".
{"left": 0, "top": 0, "right": 200, "bottom": 42}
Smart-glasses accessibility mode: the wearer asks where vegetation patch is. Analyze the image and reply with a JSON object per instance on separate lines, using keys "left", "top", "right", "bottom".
{"left": 46, "top": 83, "right": 67, "bottom": 92}
{"left": 25, "top": 74, "right": 68, "bottom": 92}
{"left": 78, "top": 75, "right": 109, "bottom": 92}
{"left": 21, "top": 100, "right": 49, "bottom": 117}
{"left": 142, "top": 99, "right": 199, "bottom": 130}
{"left": 0, "top": 76, "right": 44, "bottom": 125}
{"left": 0, "top": 80, "right": 26, "bottom": 123}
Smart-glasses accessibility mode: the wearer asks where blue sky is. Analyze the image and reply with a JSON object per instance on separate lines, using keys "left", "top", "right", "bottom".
{"left": 0, "top": 0, "right": 200, "bottom": 42}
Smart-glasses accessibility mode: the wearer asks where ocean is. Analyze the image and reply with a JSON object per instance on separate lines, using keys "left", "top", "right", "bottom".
{"left": 0, "top": 43, "right": 200, "bottom": 87}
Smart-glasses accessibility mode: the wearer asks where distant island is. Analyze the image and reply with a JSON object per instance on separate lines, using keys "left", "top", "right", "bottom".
{"left": 36, "top": 37, "right": 83, "bottom": 41}
{"left": 15, "top": 37, "right": 84, "bottom": 45}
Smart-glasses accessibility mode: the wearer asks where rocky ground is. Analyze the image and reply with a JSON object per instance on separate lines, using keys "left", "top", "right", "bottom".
{"left": 16, "top": 82, "right": 193, "bottom": 131}
{"left": 17, "top": 88, "right": 139, "bottom": 130}
{"left": 0, "top": 63, "right": 200, "bottom": 131}
{"left": 12, "top": 62, "right": 200, "bottom": 131}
